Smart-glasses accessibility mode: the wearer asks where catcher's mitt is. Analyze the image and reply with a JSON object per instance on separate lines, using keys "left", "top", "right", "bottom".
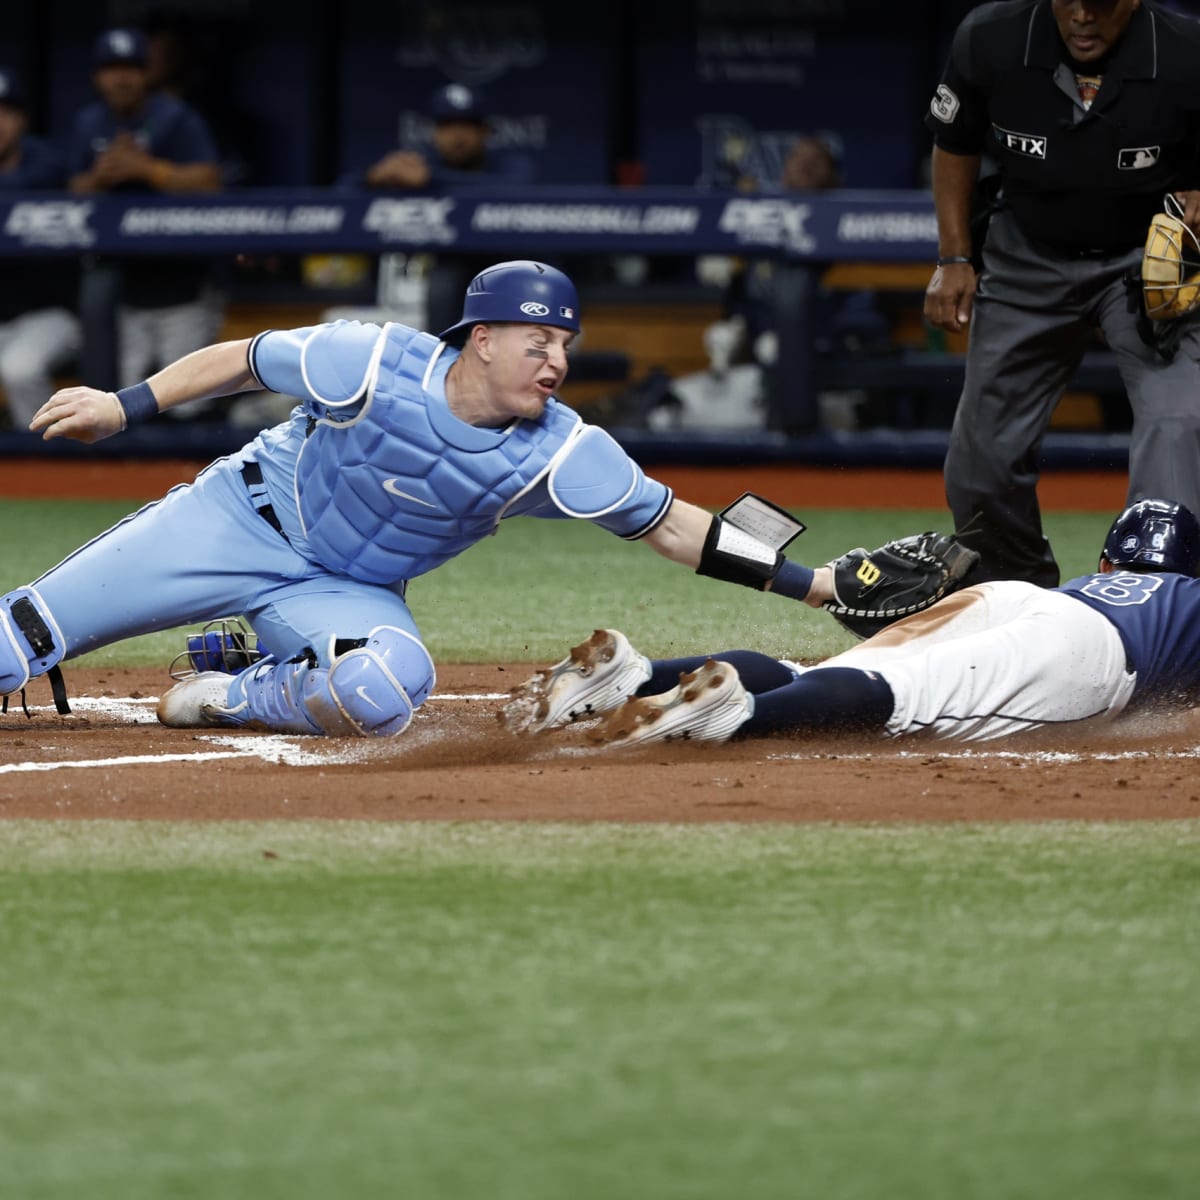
{"left": 1142, "top": 198, "right": 1200, "bottom": 322}
{"left": 823, "top": 532, "right": 980, "bottom": 640}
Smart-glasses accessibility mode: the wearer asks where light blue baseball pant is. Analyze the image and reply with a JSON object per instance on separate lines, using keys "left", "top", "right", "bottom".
{"left": 31, "top": 451, "right": 423, "bottom": 670}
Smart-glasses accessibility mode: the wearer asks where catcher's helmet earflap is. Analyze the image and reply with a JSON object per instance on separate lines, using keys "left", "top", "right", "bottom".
{"left": 1101, "top": 499, "right": 1200, "bottom": 577}
{"left": 439, "top": 260, "right": 580, "bottom": 345}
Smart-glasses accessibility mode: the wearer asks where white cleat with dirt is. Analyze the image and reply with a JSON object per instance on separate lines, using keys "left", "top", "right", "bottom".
{"left": 501, "top": 629, "right": 652, "bottom": 733}
{"left": 157, "top": 671, "right": 241, "bottom": 729}
{"left": 589, "top": 659, "right": 753, "bottom": 747}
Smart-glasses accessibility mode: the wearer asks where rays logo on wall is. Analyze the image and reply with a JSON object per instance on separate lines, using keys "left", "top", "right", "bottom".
{"left": 395, "top": 4, "right": 546, "bottom": 83}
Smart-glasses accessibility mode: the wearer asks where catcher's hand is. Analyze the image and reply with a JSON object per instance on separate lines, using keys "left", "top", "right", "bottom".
{"left": 823, "top": 532, "right": 980, "bottom": 640}
{"left": 1142, "top": 198, "right": 1200, "bottom": 322}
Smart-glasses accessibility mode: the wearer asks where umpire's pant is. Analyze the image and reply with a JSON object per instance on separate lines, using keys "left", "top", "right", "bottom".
{"left": 945, "top": 208, "right": 1200, "bottom": 586}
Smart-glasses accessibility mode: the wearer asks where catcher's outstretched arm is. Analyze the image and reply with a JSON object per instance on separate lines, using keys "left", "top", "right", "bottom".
{"left": 641, "top": 498, "right": 713, "bottom": 568}
{"left": 642, "top": 498, "right": 833, "bottom": 607}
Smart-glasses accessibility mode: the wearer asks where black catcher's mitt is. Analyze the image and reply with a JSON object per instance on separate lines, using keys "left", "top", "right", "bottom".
{"left": 823, "top": 532, "right": 980, "bottom": 640}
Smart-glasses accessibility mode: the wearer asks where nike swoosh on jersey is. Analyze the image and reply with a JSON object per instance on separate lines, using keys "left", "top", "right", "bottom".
{"left": 382, "top": 479, "right": 438, "bottom": 507}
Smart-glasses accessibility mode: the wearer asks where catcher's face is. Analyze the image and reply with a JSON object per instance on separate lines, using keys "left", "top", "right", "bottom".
{"left": 1052, "top": 0, "right": 1140, "bottom": 63}
{"left": 481, "top": 322, "right": 574, "bottom": 420}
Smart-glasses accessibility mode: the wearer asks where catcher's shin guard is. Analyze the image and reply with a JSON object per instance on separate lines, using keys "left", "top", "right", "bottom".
{"left": 0, "top": 587, "right": 70, "bottom": 714}
{"left": 229, "top": 626, "right": 436, "bottom": 737}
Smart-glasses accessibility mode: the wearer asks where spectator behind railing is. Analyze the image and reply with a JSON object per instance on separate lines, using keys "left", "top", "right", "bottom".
{"left": 679, "top": 134, "right": 890, "bottom": 431}
{"left": 340, "top": 83, "right": 539, "bottom": 335}
{"left": 67, "top": 27, "right": 225, "bottom": 418}
{"left": 0, "top": 67, "right": 81, "bottom": 431}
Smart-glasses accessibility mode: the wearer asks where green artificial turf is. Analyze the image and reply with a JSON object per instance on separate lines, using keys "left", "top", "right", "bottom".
{"left": 0, "top": 498, "right": 1114, "bottom": 667}
{"left": 0, "top": 820, "right": 1197, "bottom": 1200}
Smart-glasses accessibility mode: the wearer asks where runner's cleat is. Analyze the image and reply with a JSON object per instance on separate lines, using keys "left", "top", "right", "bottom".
{"left": 501, "top": 629, "right": 651, "bottom": 733}
{"left": 589, "top": 659, "right": 752, "bottom": 747}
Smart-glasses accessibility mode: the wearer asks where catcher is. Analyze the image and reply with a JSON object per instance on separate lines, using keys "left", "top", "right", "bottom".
{"left": 2, "top": 259, "right": 976, "bottom": 738}
{"left": 503, "top": 499, "right": 1200, "bottom": 748}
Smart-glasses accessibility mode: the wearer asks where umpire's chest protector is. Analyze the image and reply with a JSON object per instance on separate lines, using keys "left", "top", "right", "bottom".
{"left": 294, "top": 324, "right": 582, "bottom": 584}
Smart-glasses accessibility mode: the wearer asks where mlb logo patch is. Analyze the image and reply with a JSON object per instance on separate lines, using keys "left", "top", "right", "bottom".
{"left": 1118, "top": 146, "right": 1160, "bottom": 170}
{"left": 559, "top": 306, "right": 574, "bottom": 320}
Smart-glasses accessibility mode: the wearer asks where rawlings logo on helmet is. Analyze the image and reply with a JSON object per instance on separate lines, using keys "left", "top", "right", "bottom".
{"left": 520, "top": 301, "right": 550, "bottom": 316}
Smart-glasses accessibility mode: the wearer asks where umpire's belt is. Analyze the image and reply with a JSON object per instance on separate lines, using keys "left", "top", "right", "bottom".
{"left": 240, "top": 461, "right": 290, "bottom": 544}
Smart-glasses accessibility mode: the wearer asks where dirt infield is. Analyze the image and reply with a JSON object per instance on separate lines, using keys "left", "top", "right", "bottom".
{"left": 1, "top": 663, "right": 1197, "bottom": 823}
{"left": 4, "top": 460, "right": 1176, "bottom": 825}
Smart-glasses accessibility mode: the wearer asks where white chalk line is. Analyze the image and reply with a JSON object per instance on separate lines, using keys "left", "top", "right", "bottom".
{"left": 767, "top": 746, "right": 1200, "bottom": 764}
{"left": 0, "top": 693, "right": 508, "bottom": 775}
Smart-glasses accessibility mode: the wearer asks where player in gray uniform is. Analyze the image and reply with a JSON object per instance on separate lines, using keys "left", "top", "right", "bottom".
{"left": 508, "top": 499, "right": 1200, "bottom": 746}
{"left": 3, "top": 261, "right": 827, "bottom": 738}
{"left": 925, "top": 1, "right": 1200, "bottom": 586}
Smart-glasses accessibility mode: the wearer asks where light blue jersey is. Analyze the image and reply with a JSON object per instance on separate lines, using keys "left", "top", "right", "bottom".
{"left": 31, "top": 320, "right": 673, "bottom": 674}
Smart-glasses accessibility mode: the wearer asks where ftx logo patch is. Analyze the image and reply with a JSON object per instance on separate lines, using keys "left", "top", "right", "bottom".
{"left": 992, "top": 124, "right": 1046, "bottom": 158}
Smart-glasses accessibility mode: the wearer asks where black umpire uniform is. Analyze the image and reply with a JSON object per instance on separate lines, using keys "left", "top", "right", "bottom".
{"left": 925, "top": 0, "right": 1200, "bottom": 586}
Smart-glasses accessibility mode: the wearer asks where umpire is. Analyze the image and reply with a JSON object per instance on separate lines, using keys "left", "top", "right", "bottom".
{"left": 924, "top": 0, "right": 1200, "bottom": 586}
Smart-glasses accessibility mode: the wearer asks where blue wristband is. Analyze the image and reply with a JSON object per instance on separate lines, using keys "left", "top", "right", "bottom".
{"left": 770, "top": 559, "right": 815, "bottom": 601}
{"left": 115, "top": 381, "right": 159, "bottom": 425}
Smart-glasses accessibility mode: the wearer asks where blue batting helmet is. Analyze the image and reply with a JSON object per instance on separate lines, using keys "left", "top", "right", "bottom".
{"left": 439, "top": 260, "right": 580, "bottom": 344}
{"left": 1101, "top": 499, "right": 1200, "bottom": 577}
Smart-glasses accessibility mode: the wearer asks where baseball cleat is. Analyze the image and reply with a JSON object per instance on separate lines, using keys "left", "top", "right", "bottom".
{"left": 588, "top": 659, "right": 753, "bottom": 747}
{"left": 500, "top": 628, "right": 652, "bottom": 733}
{"left": 156, "top": 671, "right": 241, "bottom": 729}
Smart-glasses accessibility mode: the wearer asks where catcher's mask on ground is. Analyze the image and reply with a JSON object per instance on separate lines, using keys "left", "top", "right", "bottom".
{"left": 1101, "top": 499, "right": 1200, "bottom": 577}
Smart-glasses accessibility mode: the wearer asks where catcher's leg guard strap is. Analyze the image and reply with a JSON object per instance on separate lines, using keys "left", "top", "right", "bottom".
{"left": 226, "top": 655, "right": 322, "bottom": 734}
{"left": 0, "top": 587, "right": 70, "bottom": 713}
{"left": 744, "top": 666, "right": 893, "bottom": 737}
{"left": 303, "top": 626, "right": 436, "bottom": 737}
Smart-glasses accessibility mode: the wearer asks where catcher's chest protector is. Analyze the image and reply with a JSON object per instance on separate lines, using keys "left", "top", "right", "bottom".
{"left": 294, "top": 325, "right": 581, "bottom": 583}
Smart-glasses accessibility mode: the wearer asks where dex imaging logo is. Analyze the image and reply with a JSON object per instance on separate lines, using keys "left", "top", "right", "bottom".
{"left": 4, "top": 201, "right": 95, "bottom": 247}
{"left": 717, "top": 199, "right": 815, "bottom": 254}
{"left": 363, "top": 197, "right": 456, "bottom": 244}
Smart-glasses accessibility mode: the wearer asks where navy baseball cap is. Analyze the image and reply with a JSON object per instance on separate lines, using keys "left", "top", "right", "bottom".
{"left": 93, "top": 28, "right": 149, "bottom": 68}
{"left": 430, "top": 83, "right": 488, "bottom": 124}
{"left": 0, "top": 68, "right": 26, "bottom": 110}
